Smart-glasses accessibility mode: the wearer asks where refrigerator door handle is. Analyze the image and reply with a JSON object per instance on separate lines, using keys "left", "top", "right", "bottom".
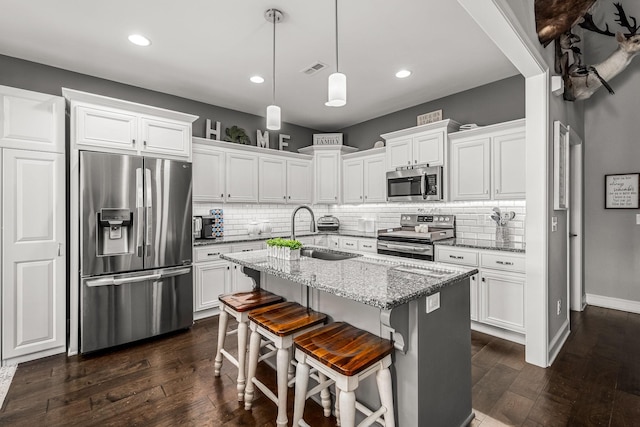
{"left": 145, "top": 168, "right": 153, "bottom": 257}
{"left": 86, "top": 272, "right": 163, "bottom": 287}
{"left": 159, "top": 267, "right": 192, "bottom": 279}
{"left": 136, "top": 168, "right": 144, "bottom": 257}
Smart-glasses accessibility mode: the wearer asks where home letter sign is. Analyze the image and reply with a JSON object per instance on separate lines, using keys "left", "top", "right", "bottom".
{"left": 279, "top": 134, "right": 290, "bottom": 151}
{"left": 206, "top": 119, "right": 221, "bottom": 140}
{"left": 256, "top": 130, "right": 269, "bottom": 148}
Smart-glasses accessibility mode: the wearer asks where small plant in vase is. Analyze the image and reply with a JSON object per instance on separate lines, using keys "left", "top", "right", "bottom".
{"left": 223, "top": 125, "right": 251, "bottom": 145}
{"left": 266, "top": 238, "right": 303, "bottom": 260}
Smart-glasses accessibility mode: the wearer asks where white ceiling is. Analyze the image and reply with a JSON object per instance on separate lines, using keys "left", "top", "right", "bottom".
{"left": 0, "top": 0, "right": 519, "bottom": 131}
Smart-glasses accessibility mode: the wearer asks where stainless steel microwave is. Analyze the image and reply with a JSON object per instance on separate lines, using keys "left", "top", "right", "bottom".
{"left": 386, "top": 165, "right": 443, "bottom": 202}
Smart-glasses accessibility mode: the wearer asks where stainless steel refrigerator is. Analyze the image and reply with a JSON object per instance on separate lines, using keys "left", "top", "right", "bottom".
{"left": 80, "top": 151, "right": 193, "bottom": 353}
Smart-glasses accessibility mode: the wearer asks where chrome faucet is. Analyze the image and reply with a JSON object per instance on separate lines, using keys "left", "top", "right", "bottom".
{"left": 291, "top": 205, "right": 316, "bottom": 240}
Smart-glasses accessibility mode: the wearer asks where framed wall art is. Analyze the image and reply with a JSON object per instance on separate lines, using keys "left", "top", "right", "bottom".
{"left": 605, "top": 173, "right": 639, "bottom": 209}
{"left": 553, "top": 121, "right": 570, "bottom": 210}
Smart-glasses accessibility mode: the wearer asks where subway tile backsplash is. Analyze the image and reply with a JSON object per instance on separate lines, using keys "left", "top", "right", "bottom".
{"left": 194, "top": 200, "right": 526, "bottom": 242}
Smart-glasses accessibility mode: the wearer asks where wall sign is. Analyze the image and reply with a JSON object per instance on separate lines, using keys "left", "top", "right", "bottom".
{"left": 605, "top": 173, "right": 639, "bottom": 209}
{"left": 417, "top": 109, "right": 442, "bottom": 126}
{"left": 313, "top": 133, "right": 342, "bottom": 145}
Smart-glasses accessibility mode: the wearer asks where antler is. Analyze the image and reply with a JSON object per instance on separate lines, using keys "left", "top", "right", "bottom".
{"left": 614, "top": 2, "right": 639, "bottom": 36}
{"left": 579, "top": 13, "right": 615, "bottom": 36}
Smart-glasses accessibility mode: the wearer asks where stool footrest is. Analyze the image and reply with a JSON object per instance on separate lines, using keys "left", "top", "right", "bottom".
{"left": 306, "top": 378, "right": 334, "bottom": 400}
{"left": 226, "top": 327, "right": 238, "bottom": 336}
{"left": 355, "top": 401, "right": 387, "bottom": 427}
{"left": 220, "top": 348, "right": 240, "bottom": 369}
{"left": 252, "top": 377, "right": 278, "bottom": 406}
{"left": 258, "top": 347, "right": 277, "bottom": 362}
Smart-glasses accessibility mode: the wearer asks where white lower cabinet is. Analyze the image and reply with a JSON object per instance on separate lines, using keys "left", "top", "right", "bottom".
{"left": 339, "top": 237, "right": 359, "bottom": 251}
{"left": 193, "top": 241, "right": 263, "bottom": 320}
{"left": 435, "top": 245, "right": 525, "bottom": 342}
{"left": 358, "top": 238, "right": 377, "bottom": 253}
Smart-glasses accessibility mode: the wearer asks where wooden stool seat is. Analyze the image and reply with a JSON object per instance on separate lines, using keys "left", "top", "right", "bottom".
{"left": 219, "top": 289, "right": 283, "bottom": 312}
{"left": 292, "top": 322, "right": 396, "bottom": 427}
{"left": 244, "top": 301, "right": 328, "bottom": 427}
{"left": 214, "top": 289, "right": 284, "bottom": 401}
{"left": 294, "top": 322, "right": 394, "bottom": 377}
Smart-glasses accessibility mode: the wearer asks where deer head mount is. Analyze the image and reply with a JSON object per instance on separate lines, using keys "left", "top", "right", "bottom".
{"left": 555, "top": 2, "right": 640, "bottom": 101}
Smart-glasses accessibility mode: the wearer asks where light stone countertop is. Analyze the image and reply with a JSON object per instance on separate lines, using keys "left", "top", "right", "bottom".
{"left": 220, "top": 247, "right": 477, "bottom": 310}
{"left": 434, "top": 238, "right": 526, "bottom": 253}
{"left": 193, "top": 230, "right": 379, "bottom": 246}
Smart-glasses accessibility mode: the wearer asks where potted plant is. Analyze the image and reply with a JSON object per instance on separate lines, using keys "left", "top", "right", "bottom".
{"left": 266, "top": 237, "right": 303, "bottom": 260}
{"left": 223, "top": 125, "right": 251, "bottom": 145}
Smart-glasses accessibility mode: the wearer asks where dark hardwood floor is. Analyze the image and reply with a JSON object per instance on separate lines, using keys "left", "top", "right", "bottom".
{"left": 0, "top": 305, "right": 638, "bottom": 426}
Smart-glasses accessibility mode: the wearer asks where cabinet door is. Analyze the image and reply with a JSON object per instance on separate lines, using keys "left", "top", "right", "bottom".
{"left": 492, "top": 131, "right": 526, "bottom": 199}
{"left": 259, "top": 156, "right": 287, "bottom": 203}
{"left": 140, "top": 116, "right": 191, "bottom": 158}
{"left": 76, "top": 105, "right": 138, "bottom": 152}
{"left": 192, "top": 145, "right": 225, "bottom": 202}
{"left": 450, "top": 138, "right": 491, "bottom": 201}
{"left": 315, "top": 152, "right": 340, "bottom": 203}
{"left": 358, "top": 238, "right": 377, "bottom": 253}
{"left": 386, "top": 139, "right": 413, "bottom": 170}
{"left": 287, "top": 159, "right": 313, "bottom": 204}
{"left": 2, "top": 149, "right": 66, "bottom": 362}
{"left": 226, "top": 152, "right": 258, "bottom": 202}
{"left": 479, "top": 270, "right": 525, "bottom": 333}
{"left": 342, "top": 159, "right": 364, "bottom": 204}
{"left": 0, "top": 86, "right": 65, "bottom": 153}
{"left": 413, "top": 132, "right": 444, "bottom": 166}
{"left": 363, "top": 155, "right": 386, "bottom": 203}
{"left": 470, "top": 274, "right": 479, "bottom": 321}
{"left": 194, "top": 261, "right": 230, "bottom": 312}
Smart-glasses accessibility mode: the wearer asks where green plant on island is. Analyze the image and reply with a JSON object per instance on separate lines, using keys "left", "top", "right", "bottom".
{"left": 265, "top": 238, "right": 303, "bottom": 250}
{"left": 223, "top": 125, "right": 250, "bottom": 145}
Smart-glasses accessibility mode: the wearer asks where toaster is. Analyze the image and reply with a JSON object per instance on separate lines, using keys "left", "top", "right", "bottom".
{"left": 317, "top": 215, "right": 340, "bottom": 231}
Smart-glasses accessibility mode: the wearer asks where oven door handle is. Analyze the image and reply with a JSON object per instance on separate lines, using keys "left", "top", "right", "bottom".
{"left": 383, "top": 243, "right": 430, "bottom": 252}
{"left": 420, "top": 173, "right": 427, "bottom": 199}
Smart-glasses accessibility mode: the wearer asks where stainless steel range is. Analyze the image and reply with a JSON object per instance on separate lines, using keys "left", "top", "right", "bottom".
{"left": 377, "top": 214, "right": 455, "bottom": 261}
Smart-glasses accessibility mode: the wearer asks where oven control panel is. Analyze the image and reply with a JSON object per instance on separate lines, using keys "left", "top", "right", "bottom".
{"left": 400, "top": 214, "right": 455, "bottom": 227}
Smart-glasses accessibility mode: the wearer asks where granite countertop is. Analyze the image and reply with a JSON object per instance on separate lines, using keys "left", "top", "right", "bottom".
{"left": 194, "top": 230, "right": 379, "bottom": 246}
{"left": 220, "top": 247, "right": 477, "bottom": 310}
{"left": 434, "top": 238, "right": 526, "bottom": 253}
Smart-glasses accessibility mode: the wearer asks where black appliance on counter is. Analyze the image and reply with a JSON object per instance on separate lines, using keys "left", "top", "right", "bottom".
{"left": 317, "top": 215, "right": 340, "bottom": 231}
{"left": 377, "top": 214, "right": 455, "bottom": 261}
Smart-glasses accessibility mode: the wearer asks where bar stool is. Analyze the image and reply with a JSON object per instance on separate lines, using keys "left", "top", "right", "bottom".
{"left": 244, "top": 301, "right": 328, "bottom": 427}
{"left": 292, "top": 322, "right": 395, "bottom": 427}
{"left": 214, "top": 289, "right": 284, "bottom": 401}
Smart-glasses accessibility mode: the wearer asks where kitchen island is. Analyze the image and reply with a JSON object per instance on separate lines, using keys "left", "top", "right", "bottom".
{"left": 221, "top": 247, "right": 478, "bottom": 427}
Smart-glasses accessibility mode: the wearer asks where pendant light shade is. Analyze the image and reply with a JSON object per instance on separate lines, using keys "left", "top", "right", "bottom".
{"left": 265, "top": 9, "right": 283, "bottom": 130}
{"left": 326, "top": 0, "right": 346, "bottom": 107}
{"left": 266, "top": 104, "right": 281, "bottom": 130}
{"left": 325, "top": 72, "right": 347, "bottom": 107}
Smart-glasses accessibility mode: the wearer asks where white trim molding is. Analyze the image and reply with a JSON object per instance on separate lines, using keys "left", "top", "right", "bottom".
{"left": 586, "top": 294, "right": 640, "bottom": 315}
{"left": 548, "top": 319, "right": 570, "bottom": 366}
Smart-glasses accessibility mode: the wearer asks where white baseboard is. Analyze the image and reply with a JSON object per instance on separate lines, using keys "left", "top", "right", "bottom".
{"left": 471, "top": 321, "right": 525, "bottom": 345}
{"left": 548, "top": 319, "right": 570, "bottom": 366}
{"left": 586, "top": 293, "right": 640, "bottom": 315}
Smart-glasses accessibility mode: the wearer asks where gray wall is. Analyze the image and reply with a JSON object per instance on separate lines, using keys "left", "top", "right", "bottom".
{"left": 0, "top": 54, "right": 318, "bottom": 152}
{"left": 338, "top": 75, "right": 525, "bottom": 150}
{"left": 583, "top": 1, "right": 640, "bottom": 304}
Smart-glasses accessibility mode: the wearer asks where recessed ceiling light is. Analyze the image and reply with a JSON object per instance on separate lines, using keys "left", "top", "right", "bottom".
{"left": 395, "top": 69, "right": 412, "bottom": 79}
{"left": 250, "top": 75, "right": 265, "bottom": 84}
{"left": 128, "top": 34, "right": 151, "bottom": 47}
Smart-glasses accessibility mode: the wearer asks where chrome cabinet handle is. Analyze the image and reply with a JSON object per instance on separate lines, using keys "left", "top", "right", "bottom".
{"left": 143, "top": 140, "right": 147, "bottom": 146}
{"left": 207, "top": 252, "right": 220, "bottom": 256}
{"left": 283, "top": 196, "right": 286, "bottom": 199}
{"left": 57, "top": 243, "right": 62, "bottom": 257}
{"left": 414, "top": 159, "right": 417, "bottom": 163}
{"left": 221, "top": 193, "right": 224, "bottom": 198}
{"left": 496, "top": 260, "right": 514, "bottom": 266}
{"left": 482, "top": 277, "right": 486, "bottom": 282}
{"left": 449, "top": 255, "right": 464, "bottom": 260}
{"left": 132, "top": 139, "right": 136, "bottom": 145}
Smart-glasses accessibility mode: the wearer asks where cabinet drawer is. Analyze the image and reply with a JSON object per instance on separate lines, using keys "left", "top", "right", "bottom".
{"left": 194, "top": 245, "right": 231, "bottom": 263}
{"left": 232, "top": 242, "right": 264, "bottom": 252}
{"left": 358, "top": 238, "right": 377, "bottom": 253}
{"left": 435, "top": 247, "right": 478, "bottom": 266}
{"left": 340, "top": 237, "right": 359, "bottom": 251}
{"left": 480, "top": 252, "right": 525, "bottom": 273}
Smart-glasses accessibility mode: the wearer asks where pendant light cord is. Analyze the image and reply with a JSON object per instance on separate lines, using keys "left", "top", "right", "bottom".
{"left": 334, "top": 0, "right": 339, "bottom": 73}
{"left": 272, "top": 11, "right": 276, "bottom": 105}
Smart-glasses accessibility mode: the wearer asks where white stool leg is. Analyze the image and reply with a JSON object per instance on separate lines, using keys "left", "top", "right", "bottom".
{"left": 335, "top": 387, "right": 341, "bottom": 426}
{"left": 214, "top": 309, "right": 228, "bottom": 376}
{"left": 236, "top": 320, "right": 249, "bottom": 401}
{"left": 376, "top": 367, "right": 395, "bottom": 427}
{"left": 276, "top": 347, "right": 290, "bottom": 427}
{"left": 243, "top": 328, "right": 262, "bottom": 410}
{"left": 292, "top": 359, "right": 310, "bottom": 427}
{"left": 287, "top": 350, "right": 296, "bottom": 384}
{"left": 319, "top": 373, "right": 331, "bottom": 417}
{"left": 338, "top": 389, "right": 356, "bottom": 427}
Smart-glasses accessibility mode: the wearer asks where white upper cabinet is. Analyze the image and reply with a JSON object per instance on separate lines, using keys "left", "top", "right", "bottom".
{"left": 286, "top": 159, "right": 313, "bottom": 204}
{"left": 298, "top": 145, "right": 358, "bottom": 204}
{"left": 449, "top": 119, "right": 525, "bottom": 201}
{"left": 259, "top": 156, "right": 287, "bottom": 203}
{"left": 342, "top": 149, "right": 386, "bottom": 204}
{"left": 226, "top": 152, "right": 259, "bottom": 202}
{"left": 63, "top": 88, "right": 198, "bottom": 160}
{"left": 381, "top": 119, "right": 460, "bottom": 170}
{"left": 192, "top": 142, "right": 225, "bottom": 202}
{"left": 0, "top": 85, "right": 65, "bottom": 153}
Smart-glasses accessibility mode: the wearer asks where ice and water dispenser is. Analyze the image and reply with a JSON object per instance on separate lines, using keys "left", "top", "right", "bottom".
{"left": 97, "top": 208, "right": 134, "bottom": 256}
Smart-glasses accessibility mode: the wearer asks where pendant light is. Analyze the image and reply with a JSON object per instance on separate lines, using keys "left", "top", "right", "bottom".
{"left": 326, "top": 0, "right": 346, "bottom": 107}
{"left": 265, "top": 9, "right": 283, "bottom": 130}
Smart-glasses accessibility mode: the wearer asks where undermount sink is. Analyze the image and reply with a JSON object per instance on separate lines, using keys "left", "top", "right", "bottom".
{"left": 300, "top": 248, "right": 360, "bottom": 261}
